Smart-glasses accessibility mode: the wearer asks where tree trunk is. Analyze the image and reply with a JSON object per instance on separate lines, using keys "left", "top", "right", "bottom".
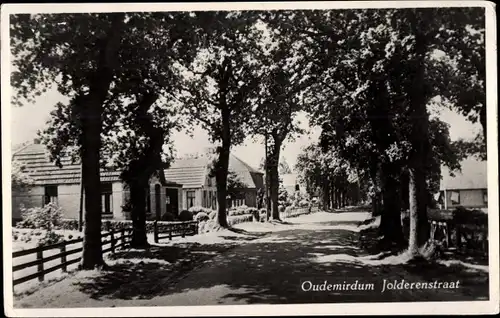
{"left": 322, "top": 176, "right": 330, "bottom": 211}
{"left": 379, "top": 163, "right": 404, "bottom": 246}
{"left": 330, "top": 181, "right": 335, "bottom": 210}
{"left": 129, "top": 180, "right": 149, "bottom": 248}
{"left": 269, "top": 139, "right": 282, "bottom": 221}
{"left": 479, "top": 103, "right": 487, "bottom": 147}
{"left": 407, "top": 19, "right": 430, "bottom": 256}
{"left": 369, "top": 160, "right": 382, "bottom": 217}
{"left": 80, "top": 13, "right": 124, "bottom": 269}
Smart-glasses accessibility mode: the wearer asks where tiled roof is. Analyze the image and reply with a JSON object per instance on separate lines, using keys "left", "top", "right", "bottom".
{"left": 12, "top": 143, "right": 121, "bottom": 185}
{"left": 164, "top": 154, "right": 264, "bottom": 189}
{"left": 12, "top": 143, "right": 182, "bottom": 187}
{"left": 440, "top": 158, "right": 488, "bottom": 190}
{"left": 230, "top": 155, "right": 264, "bottom": 189}
{"left": 164, "top": 158, "right": 208, "bottom": 189}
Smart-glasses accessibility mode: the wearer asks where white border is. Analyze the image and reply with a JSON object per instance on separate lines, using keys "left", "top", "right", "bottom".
{"left": 1, "top": 1, "right": 498, "bottom": 317}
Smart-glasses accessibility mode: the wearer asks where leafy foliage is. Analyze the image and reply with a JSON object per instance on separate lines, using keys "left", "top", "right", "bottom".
{"left": 11, "top": 160, "right": 34, "bottom": 192}
{"left": 17, "top": 203, "right": 63, "bottom": 231}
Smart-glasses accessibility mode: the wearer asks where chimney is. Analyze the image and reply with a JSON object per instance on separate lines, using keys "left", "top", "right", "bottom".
{"left": 33, "top": 138, "right": 41, "bottom": 144}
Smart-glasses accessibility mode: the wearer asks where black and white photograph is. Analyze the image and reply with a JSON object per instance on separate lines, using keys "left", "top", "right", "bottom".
{"left": 1, "top": 1, "right": 498, "bottom": 316}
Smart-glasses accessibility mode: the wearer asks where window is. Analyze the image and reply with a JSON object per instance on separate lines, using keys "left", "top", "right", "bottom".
{"left": 186, "top": 191, "right": 196, "bottom": 208}
{"left": 483, "top": 190, "right": 488, "bottom": 204}
{"left": 232, "top": 199, "right": 244, "bottom": 207}
{"left": 44, "top": 185, "right": 58, "bottom": 205}
{"left": 101, "top": 183, "right": 113, "bottom": 215}
{"left": 450, "top": 191, "right": 460, "bottom": 205}
{"left": 145, "top": 186, "right": 151, "bottom": 215}
{"left": 203, "top": 191, "right": 207, "bottom": 207}
{"left": 295, "top": 184, "right": 300, "bottom": 192}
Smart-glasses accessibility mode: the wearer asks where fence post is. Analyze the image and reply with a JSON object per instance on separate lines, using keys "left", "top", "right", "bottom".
{"left": 455, "top": 224, "right": 462, "bottom": 252}
{"left": 37, "top": 249, "right": 44, "bottom": 281}
{"left": 110, "top": 230, "right": 115, "bottom": 253}
{"left": 121, "top": 228, "right": 126, "bottom": 248}
{"left": 154, "top": 220, "right": 159, "bottom": 243}
{"left": 169, "top": 224, "right": 173, "bottom": 240}
{"left": 60, "top": 244, "right": 67, "bottom": 272}
{"left": 182, "top": 223, "right": 186, "bottom": 238}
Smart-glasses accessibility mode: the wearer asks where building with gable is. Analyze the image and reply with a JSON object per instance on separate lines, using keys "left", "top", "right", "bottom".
{"left": 439, "top": 158, "right": 488, "bottom": 211}
{"left": 164, "top": 153, "right": 264, "bottom": 210}
{"left": 11, "top": 142, "right": 183, "bottom": 221}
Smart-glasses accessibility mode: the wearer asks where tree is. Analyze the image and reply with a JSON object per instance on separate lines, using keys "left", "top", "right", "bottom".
{"left": 11, "top": 160, "right": 34, "bottom": 192}
{"left": 250, "top": 15, "right": 314, "bottom": 221}
{"left": 294, "top": 8, "right": 479, "bottom": 253}
{"left": 278, "top": 157, "right": 292, "bottom": 174}
{"left": 179, "top": 12, "right": 262, "bottom": 229}
{"left": 37, "top": 12, "right": 202, "bottom": 248}
{"left": 11, "top": 13, "right": 126, "bottom": 269}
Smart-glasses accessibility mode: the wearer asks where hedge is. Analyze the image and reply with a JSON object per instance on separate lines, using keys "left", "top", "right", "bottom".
{"left": 49, "top": 219, "right": 197, "bottom": 233}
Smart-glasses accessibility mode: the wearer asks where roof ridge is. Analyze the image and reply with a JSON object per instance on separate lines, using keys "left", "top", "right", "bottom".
{"left": 230, "top": 154, "right": 259, "bottom": 173}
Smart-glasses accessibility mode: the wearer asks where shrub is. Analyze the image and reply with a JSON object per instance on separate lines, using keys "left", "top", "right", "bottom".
{"left": 299, "top": 199, "right": 311, "bottom": 208}
{"left": 37, "top": 231, "right": 64, "bottom": 247}
{"left": 161, "top": 212, "right": 177, "bottom": 221}
{"left": 228, "top": 214, "right": 253, "bottom": 226}
{"left": 278, "top": 205, "right": 285, "bottom": 212}
{"left": 453, "top": 207, "right": 488, "bottom": 225}
{"left": 195, "top": 212, "right": 209, "bottom": 222}
{"left": 178, "top": 210, "right": 194, "bottom": 221}
{"left": 209, "top": 210, "right": 217, "bottom": 220}
{"left": 17, "top": 203, "right": 63, "bottom": 231}
{"left": 259, "top": 210, "right": 267, "bottom": 222}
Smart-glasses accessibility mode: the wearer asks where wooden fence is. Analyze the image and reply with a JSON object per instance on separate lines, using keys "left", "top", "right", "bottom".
{"left": 283, "top": 206, "right": 317, "bottom": 218}
{"left": 428, "top": 219, "right": 488, "bottom": 255}
{"left": 12, "top": 228, "right": 133, "bottom": 286}
{"left": 153, "top": 220, "right": 198, "bottom": 243}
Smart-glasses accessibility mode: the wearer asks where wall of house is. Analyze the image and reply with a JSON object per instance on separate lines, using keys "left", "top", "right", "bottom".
{"left": 443, "top": 188, "right": 488, "bottom": 209}
{"left": 58, "top": 184, "right": 82, "bottom": 219}
{"left": 12, "top": 186, "right": 44, "bottom": 221}
{"left": 112, "top": 182, "right": 125, "bottom": 220}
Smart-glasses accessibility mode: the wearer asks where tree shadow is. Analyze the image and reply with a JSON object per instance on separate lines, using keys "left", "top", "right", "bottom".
{"left": 64, "top": 219, "right": 489, "bottom": 306}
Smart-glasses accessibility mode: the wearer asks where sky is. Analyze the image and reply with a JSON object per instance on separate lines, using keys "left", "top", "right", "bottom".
{"left": 10, "top": 88, "right": 482, "bottom": 172}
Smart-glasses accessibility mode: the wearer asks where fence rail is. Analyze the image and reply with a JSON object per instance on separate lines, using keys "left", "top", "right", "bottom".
{"left": 283, "top": 206, "right": 316, "bottom": 218}
{"left": 12, "top": 228, "right": 133, "bottom": 286}
{"left": 428, "top": 219, "right": 488, "bottom": 255}
{"left": 153, "top": 220, "right": 198, "bottom": 243}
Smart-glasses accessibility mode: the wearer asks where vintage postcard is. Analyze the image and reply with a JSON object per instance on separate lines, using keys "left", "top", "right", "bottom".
{"left": 1, "top": 1, "right": 498, "bottom": 316}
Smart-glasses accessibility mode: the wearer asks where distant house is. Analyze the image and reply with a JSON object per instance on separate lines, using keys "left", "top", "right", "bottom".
{"left": 280, "top": 173, "right": 307, "bottom": 196}
{"left": 11, "top": 143, "right": 183, "bottom": 222}
{"left": 164, "top": 154, "right": 264, "bottom": 210}
{"left": 439, "top": 158, "right": 488, "bottom": 211}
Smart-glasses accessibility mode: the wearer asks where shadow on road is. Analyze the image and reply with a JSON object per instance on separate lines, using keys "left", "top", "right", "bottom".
{"left": 71, "top": 220, "right": 489, "bottom": 305}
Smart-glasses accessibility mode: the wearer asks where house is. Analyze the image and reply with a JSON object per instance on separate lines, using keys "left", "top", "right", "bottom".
{"left": 11, "top": 143, "right": 183, "bottom": 222}
{"left": 164, "top": 153, "right": 264, "bottom": 210}
{"left": 439, "top": 158, "right": 488, "bottom": 211}
{"left": 280, "top": 173, "right": 307, "bottom": 196}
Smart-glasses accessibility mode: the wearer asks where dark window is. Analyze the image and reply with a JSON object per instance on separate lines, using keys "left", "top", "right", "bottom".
{"left": 203, "top": 191, "right": 207, "bottom": 207}
{"left": 145, "top": 186, "right": 151, "bottom": 214}
{"left": 101, "top": 183, "right": 113, "bottom": 215}
{"left": 295, "top": 184, "right": 300, "bottom": 192}
{"left": 483, "top": 190, "right": 488, "bottom": 204}
{"left": 187, "top": 191, "right": 196, "bottom": 208}
{"left": 44, "top": 185, "right": 58, "bottom": 205}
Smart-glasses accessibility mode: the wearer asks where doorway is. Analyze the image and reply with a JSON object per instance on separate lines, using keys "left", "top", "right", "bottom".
{"left": 155, "top": 184, "right": 161, "bottom": 220}
{"left": 166, "top": 188, "right": 179, "bottom": 217}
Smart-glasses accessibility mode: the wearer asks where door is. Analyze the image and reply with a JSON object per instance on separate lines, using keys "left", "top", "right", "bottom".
{"left": 166, "top": 188, "right": 179, "bottom": 217}
{"left": 155, "top": 184, "right": 161, "bottom": 220}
